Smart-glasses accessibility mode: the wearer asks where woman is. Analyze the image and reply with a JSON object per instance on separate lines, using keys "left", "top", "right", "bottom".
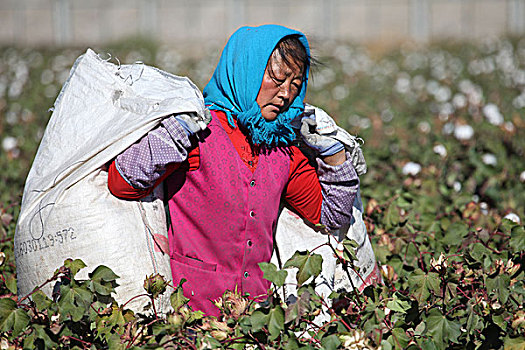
{"left": 108, "top": 24, "right": 359, "bottom": 315}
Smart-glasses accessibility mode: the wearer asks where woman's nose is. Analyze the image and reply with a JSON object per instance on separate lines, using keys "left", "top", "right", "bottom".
{"left": 277, "top": 82, "right": 291, "bottom": 100}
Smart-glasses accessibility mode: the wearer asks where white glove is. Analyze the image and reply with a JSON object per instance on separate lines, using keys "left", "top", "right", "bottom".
{"left": 174, "top": 109, "right": 212, "bottom": 135}
{"left": 303, "top": 104, "right": 367, "bottom": 175}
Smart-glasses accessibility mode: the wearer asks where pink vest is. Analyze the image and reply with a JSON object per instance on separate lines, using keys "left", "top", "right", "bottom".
{"left": 166, "top": 112, "right": 290, "bottom": 315}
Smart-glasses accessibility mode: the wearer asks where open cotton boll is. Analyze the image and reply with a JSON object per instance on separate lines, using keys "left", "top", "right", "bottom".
{"left": 504, "top": 213, "right": 521, "bottom": 224}
{"left": 454, "top": 124, "right": 474, "bottom": 141}
{"left": 520, "top": 171, "right": 525, "bottom": 183}
{"left": 2, "top": 136, "right": 18, "bottom": 152}
{"left": 482, "top": 153, "right": 497, "bottom": 166}
{"left": 433, "top": 144, "right": 447, "bottom": 157}
{"left": 483, "top": 103, "right": 504, "bottom": 125}
{"left": 402, "top": 162, "right": 421, "bottom": 176}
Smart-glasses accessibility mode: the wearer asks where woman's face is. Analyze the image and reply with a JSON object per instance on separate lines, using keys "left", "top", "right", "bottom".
{"left": 256, "top": 53, "right": 304, "bottom": 121}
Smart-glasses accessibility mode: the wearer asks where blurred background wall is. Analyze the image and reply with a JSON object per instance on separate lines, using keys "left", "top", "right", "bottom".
{"left": 1, "top": 0, "right": 524, "bottom": 48}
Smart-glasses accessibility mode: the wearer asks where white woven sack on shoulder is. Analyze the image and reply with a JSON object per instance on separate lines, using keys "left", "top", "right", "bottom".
{"left": 15, "top": 48, "right": 205, "bottom": 313}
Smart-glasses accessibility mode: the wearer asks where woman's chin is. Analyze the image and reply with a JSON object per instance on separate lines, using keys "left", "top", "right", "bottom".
{"left": 261, "top": 110, "right": 279, "bottom": 121}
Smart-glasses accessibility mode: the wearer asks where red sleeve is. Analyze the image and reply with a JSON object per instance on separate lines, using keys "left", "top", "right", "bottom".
{"left": 284, "top": 146, "right": 322, "bottom": 224}
{"left": 108, "top": 147, "right": 200, "bottom": 199}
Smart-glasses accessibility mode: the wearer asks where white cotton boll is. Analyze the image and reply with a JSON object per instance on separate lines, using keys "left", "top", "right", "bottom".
{"left": 512, "top": 94, "right": 525, "bottom": 109}
{"left": 6, "top": 111, "right": 18, "bottom": 125}
{"left": 44, "top": 85, "right": 58, "bottom": 99}
{"left": 402, "top": 162, "right": 422, "bottom": 176}
{"left": 347, "top": 114, "right": 361, "bottom": 127}
{"left": 426, "top": 80, "right": 439, "bottom": 95}
{"left": 468, "top": 89, "right": 483, "bottom": 106}
{"left": 395, "top": 75, "right": 411, "bottom": 94}
{"left": 453, "top": 181, "right": 462, "bottom": 192}
{"left": 452, "top": 93, "right": 467, "bottom": 109}
{"left": 504, "top": 213, "right": 521, "bottom": 224}
{"left": 332, "top": 85, "right": 349, "bottom": 100}
{"left": 513, "top": 69, "right": 525, "bottom": 85}
{"left": 459, "top": 79, "right": 474, "bottom": 94}
{"left": 435, "top": 86, "right": 451, "bottom": 102}
{"left": 2, "top": 136, "right": 18, "bottom": 152}
{"left": 454, "top": 124, "right": 474, "bottom": 141}
{"left": 504, "top": 121, "right": 515, "bottom": 133}
{"left": 358, "top": 118, "right": 371, "bottom": 129}
{"left": 439, "top": 103, "right": 454, "bottom": 121}
{"left": 433, "top": 144, "right": 447, "bottom": 157}
{"left": 483, "top": 103, "right": 504, "bottom": 126}
{"left": 381, "top": 109, "right": 394, "bottom": 123}
{"left": 442, "top": 122, "right": 455, "bottom": 135}
{"left": 520, "top": 171, "right": 525, "bottom": 183}
{"left": 40, "top": 69, "right": 54, "bottom": 85}
{"left": 8, "top": 81, "right": 24, "bottom": 99}
{"left": 418, "top": 121, "right": 431, "bottom": 134}
{"left": 480, "top": 202, "right": 489, "bottom": 215}
{"left": 482, "top": 153, "right": 497, "bottom": 166}
{"left": 412, "top": 75, "right": 426, "bottom": 91}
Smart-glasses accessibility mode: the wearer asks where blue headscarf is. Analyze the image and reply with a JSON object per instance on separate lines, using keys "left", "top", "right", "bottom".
{"left": 203, "top": 24, "right": 310, "bottom": 148}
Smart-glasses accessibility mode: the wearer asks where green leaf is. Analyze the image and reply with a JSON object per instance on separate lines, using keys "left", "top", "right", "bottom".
{"left": 408, "top": 269, "right": 440, "bottom": 304}
{"left": 267, "top": 305, "right": 285, "bottom": 340}
{"left": 510, "top": 225, "right": 525, "bottom": 251}
{"left": 442, "top": 221, "right": 469, "bottom": 246}
{"left": 321, "top": 334, "right": 341, "bottom": 350}
{"left": 106, "top": 332, "right": 126, "bottom": 350}
{"left": 249, "top": 309, "right": 269, "bottom": 332}
{"left": 465, "top": 304, "right": 481, "bottom": 340}
{"left": 492, "top": 314, "right": 506, "bottom": 330}
{"left": 0, "top": 298, "right": 30, "bottom": 336}
{"left": 259, "top": 262, "right": 288, "bottom": 287}
{"left": 283, "top": 251, "right": 323, "bottom": 285}
{"left": 486, "top": 274, "right": 510, "bottom": 304}
{"left": 390, "top": 328, "right": 410, "bottom": 350}
{"left": 170, "top": 279, "right": 190, "bottom": 311}
{"left": 469, "top": 243, "right": 490, "bottom": 262}
{"left": 343, "top": 239, "right": 358, "bottom": 262}
{"left": 89, "top": 265, "right": 119, "bottom": 282}
{"left": 386, "top": 294, "right": 411, "bottom": 314}
{"left": 33, "top": 324, "right": 58, "bottom": 349}
{"left": 384, "top": 202, "right": 400, "bottom": 229}
{"left": 63, "top": 258, "right": 87, "bottom": 277}
{"left": 416, "top": 337, "right": 438, "bottom": 350}
{"left": 5, "top": 274, "right": 17, "bottom": 295}
{"left": 201, "top": 335, "right": 223, "bottom": 350}
{"left": 23, "top": 331, "right": 36, "bottom": 349}
{"left": 504, "top": 336, "right": 525, "bottom": 350}
{"left": 285, "top": 291, "right": 311, "bottom": 324}
{"left": 425, "top": 309, "right": 461, "bottom": 349}
{"left": 88, "top": 265, "right": 119, "bottom": 296}
{"left": 283, "top": 333, "right": 301, "bottom": 350}
{"left": 58, "top": 284, "right": 93, "bottom": 322}
{"left": 380, "top": 339, "right": 393, "bottom": 350}
{"left": 107, "top": 306, "right": 126, "bottom": 330}
{"left": 32, "top": 290, "right": 53, "bottom": 311}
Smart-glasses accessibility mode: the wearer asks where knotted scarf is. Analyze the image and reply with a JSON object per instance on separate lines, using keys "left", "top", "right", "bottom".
{"left": 203, "top": 24, "right": 310, "bottom": 148}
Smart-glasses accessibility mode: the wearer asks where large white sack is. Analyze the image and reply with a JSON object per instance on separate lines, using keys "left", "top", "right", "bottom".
{"left": 15, "top": 48, "right": 206, "bottom": 313}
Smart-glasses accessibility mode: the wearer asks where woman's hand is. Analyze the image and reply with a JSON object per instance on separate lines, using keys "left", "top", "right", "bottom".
{"left": 322, "top": 149, "right": 346, "bottom": 166}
